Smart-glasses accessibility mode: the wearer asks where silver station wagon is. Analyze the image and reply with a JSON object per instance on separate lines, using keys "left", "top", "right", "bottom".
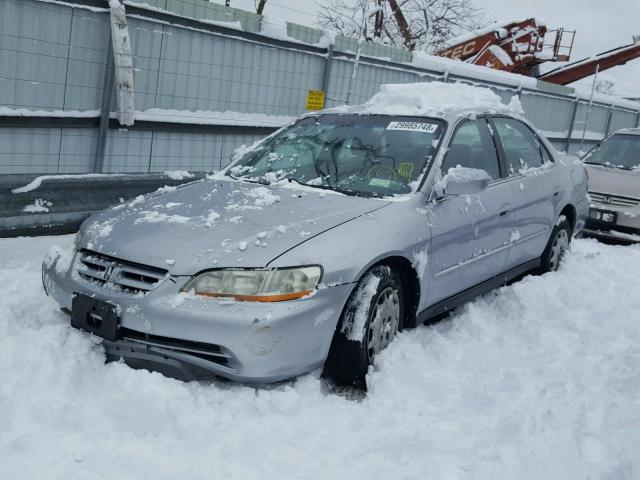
{"left": 42, "top": 84, "right": 589, "bottom": 387}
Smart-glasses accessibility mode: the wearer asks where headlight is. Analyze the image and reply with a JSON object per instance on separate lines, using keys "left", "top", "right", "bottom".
{"left": 182, "top": 266, "right": 322, "bottom": 302}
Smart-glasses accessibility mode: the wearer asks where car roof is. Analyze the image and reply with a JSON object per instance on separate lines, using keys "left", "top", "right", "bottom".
{"left": 307, "top": 106, "right": 519, "bottom": 122}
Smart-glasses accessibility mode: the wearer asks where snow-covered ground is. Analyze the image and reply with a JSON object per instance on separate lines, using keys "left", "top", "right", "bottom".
{"left": 1, "top": 235, "right": 639, "bottom": 479}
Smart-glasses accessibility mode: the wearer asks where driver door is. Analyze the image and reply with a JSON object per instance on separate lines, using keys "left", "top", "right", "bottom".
{"left": 427, "top": 118, "right": 515, "bottom": 305}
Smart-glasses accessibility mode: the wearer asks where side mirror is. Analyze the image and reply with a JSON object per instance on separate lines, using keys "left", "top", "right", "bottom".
{"left": 441, "top": 167, "right": 491, "bottom": 196}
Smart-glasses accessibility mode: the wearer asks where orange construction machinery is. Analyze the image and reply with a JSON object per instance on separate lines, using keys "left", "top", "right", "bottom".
{"left": 435, "top": 19, "right": 640, "bottom": 86}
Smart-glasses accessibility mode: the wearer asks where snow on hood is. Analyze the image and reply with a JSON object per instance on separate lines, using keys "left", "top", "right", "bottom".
{"left": 79, "top": 178, "right": 390, "bottom": 275}
{"left": 324, "top": 82, "right": 523, "bottom": 117}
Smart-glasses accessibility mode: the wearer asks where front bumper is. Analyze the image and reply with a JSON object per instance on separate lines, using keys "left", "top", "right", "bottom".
{"left": 43, "top": 251, "right": 352, "bottom": 383}
{"left": 582, "top": 223, "right": 640, "bottom": 243}
{"left": 583, "top": 202, "right": 640, "bottom": 244}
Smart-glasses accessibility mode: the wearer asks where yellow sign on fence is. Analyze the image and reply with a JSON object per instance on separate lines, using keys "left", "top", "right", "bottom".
{"left": 305, "top": 90, "right": 325, "bottom": 110}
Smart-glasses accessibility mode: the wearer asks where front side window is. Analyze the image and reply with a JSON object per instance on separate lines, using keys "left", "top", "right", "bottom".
{"left": 493, "top": 118, "right": 545, "bottom": 174}
{"left": 227, "top": 115, "right": 444, "bottom": 197}
{"left": 583, "top": 134, "right": 640, "bottom": 170}
{"left": 441, "top": 119, "right": 500, "bottom": 179}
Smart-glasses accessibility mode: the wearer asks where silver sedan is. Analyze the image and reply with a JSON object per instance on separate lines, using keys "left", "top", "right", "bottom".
{"left": 43, "top": 107, "right": 589, "bottom": 387}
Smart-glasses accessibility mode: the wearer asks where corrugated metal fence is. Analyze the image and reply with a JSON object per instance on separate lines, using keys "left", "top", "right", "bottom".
{"left": 1, "top": 0, "right": 639, "bottom": 175}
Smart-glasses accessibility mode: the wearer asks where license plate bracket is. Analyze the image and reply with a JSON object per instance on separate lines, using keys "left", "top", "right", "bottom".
{"left": 71, "top": 293, "right": 119, "bottom": 341}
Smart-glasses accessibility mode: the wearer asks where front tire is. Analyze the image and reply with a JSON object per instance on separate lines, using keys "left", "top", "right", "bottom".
{"left": 538, "top": 217, "right": 572, "bottom": 273}
{"left": 323, "top": 265, "right": 404, "bottom": 388}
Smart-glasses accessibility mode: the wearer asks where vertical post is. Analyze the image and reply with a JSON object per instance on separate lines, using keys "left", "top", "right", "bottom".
{"left": 345, "top": 44, "right": 362, "bottom": 105}
{"left": 579, "top": 63, "right": 599, "bottom": 153}
{"left": 635, "top": 111, "right": 640, "bottom": 128}
{"left": 94, "top": 32, "right": 114, "bottom": 174}
{"left": 321, "top": 45, "right": 334, "bottom": 97}
{"left": 603, "top": 106, "right": 614, "bottom": 138}
{"left": 564, "top": 99, "right": 579, "bottom": 153}
{"left": 346, "top": 4, "right": 377, "bottom": 104}
{"left": 109, "top": 0, "right": 135, "bottom": 126}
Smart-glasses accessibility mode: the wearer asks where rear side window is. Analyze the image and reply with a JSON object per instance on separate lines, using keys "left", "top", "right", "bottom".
{"left": 493, "top": 118, "right": 545, "bottom": 174}
{"left": 441, "top": 119, "right": 500, "bottom": 179}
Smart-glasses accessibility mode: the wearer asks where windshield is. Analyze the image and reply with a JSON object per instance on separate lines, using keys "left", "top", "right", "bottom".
{"left": 583, "top": 134, "right": 640, "bottom": 170}
{"left": 226, "top": 114, "right": 444, "bottom": 197}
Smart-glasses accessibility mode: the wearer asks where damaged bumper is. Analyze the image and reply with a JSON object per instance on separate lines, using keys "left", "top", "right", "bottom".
{"left": 43, "top": 250, "right": 352, "bottom": 383}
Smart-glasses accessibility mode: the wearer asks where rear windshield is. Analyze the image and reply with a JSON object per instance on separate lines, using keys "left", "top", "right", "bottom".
{"left": 583, "top": 134, "right": 640, "bottom": 170}
{"left": 226, "top": 114, "right": 445, "bottom": 197}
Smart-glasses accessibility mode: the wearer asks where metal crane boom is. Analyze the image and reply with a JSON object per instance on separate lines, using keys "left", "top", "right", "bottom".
{"left": 539, "top": 42, "right": 640, "bottom": 85}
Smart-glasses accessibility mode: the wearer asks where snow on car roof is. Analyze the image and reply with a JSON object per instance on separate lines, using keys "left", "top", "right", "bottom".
{"left": 322, "top": 82, "right": 524, "bottom": 118}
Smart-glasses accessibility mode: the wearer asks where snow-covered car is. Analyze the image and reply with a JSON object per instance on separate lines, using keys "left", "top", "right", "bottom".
{"left": 42, "top": 83, "right": 589, "bottom": 387}
{"left": 581, "top": 128, "right": 640, "bottom": 243}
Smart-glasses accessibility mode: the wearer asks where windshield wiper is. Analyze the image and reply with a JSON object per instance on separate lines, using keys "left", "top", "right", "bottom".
{"left": 287, "top": 178, "right": 381, "bottom": 198}
{"left": 603, "top": 164, "right": 631, "bottom": 170}
{"left": 583, "top": 161, "right": 630, "bottom": 170}
{"left": 225, "top": 171, "right": 270, "bottom": 185}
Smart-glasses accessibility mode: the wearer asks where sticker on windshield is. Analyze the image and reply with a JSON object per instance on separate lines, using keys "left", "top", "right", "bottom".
{"left": 386, "top": 121, "right": 438, "bottom": 133}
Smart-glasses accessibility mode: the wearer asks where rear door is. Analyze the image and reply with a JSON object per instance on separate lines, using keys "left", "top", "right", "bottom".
{"left": 490, "top": 117, "right": 558, "bottom": 268}
{"left": 427, "top": 118, "right": 515, "bottom": 304}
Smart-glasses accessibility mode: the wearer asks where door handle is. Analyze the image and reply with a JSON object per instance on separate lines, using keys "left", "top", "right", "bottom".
{"left": 499, "top": 210, "right": 509, "bottom": 216}
{"left": 553, "top": 191, "right": 560, "bottom": 197}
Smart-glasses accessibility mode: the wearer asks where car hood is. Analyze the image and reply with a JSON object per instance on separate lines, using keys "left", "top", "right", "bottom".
{"left": 586, "top": 164, "right": 640, "bottom": 199}
{"left": 80, "top": 178, "right": 390, "bottom": 275}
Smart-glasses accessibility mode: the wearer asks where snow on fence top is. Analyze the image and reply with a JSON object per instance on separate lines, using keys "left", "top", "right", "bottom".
{"left": 122, "top": 0, "right": 639, "bottom": 112}
{"left": 327, "top": 82, "right": 524, "bottom": 117}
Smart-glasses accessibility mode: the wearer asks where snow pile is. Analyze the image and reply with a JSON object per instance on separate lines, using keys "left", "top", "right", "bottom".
{"left": 2, "top": 236, "right": 640, "bottom": 478}
{"left": 134, "top": 211, "right": 191, "bottom": 224}
{"left": 436, "top": 165, "right": 492, "bottom": 191}
{"left": 317, "top": 29, "right": 337, "bottom": 49}
{"left": 164, "top": 170, "right": 193, "bottom": 181}
{"left": 246, "top": 187, "right": 281, "bottom": 206}
{"left": 135, "top": 109, "right": 295, "bottom": 128}
{"left": 87, "top": 219, "right": 115, "bottom": 239}
{"left": 342, "top": 271, "right": 381, "bottom": 341}
{"left": 22, "top": 199, "right": 53, "bottom": 213}
{"left": 329, "top": 82, "right": 523, "bottom": 117}
{"left": 260, "top": 15, "right": 290, "bottom": 41}
{"left": 0, "top": 107, "right": 100, "bottom": 118}
{"left": 11, "top": 174, "right": 114, "bottom": 194}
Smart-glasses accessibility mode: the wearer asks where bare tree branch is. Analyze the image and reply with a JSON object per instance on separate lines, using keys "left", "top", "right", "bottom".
{"left": 317, "top": 0, "right": 484, "bottom": 52}
{"left": 255, "top": 0, "right": 267, "bottom": 15}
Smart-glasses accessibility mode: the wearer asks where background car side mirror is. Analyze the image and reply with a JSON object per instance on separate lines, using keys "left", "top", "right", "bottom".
{"left": 439, "top": 166, "right": 491, "bottom": 196}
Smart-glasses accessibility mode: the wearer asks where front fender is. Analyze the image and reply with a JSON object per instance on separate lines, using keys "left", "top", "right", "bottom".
{"left": 267, "top": 199, "right": 432, "bottom": 310}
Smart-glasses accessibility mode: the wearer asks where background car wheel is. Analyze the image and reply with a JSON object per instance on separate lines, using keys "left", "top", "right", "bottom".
{"left": 538, "top": 217, "right": 572, "bottom": 274}
{"left": 323, "top": 265, "right": 404, "bottom": 389}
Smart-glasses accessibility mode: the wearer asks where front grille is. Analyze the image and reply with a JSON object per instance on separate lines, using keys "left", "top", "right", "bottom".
{"left": 76, "top": 250, "right": 168, "bottom": 295}
{"left": 118, "top": 328, "right": 233, "bottom": 367}
{"left": 589, "top": 191, "right": 640, "bottom": 208}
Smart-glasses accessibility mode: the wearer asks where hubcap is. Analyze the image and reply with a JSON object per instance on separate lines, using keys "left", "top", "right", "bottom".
{"left": 550, "top": 229, "right": 569, "bottom": 271}
{"left": 366, "top": 287, "right": 400, "bottom": 362}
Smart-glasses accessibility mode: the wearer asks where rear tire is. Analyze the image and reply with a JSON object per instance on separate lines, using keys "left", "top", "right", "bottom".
{"left": 323, "top": 265, "right": 404, "bottom": 389}
{"left": 538, "top": 217, "right": 572, "bottom": 274}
